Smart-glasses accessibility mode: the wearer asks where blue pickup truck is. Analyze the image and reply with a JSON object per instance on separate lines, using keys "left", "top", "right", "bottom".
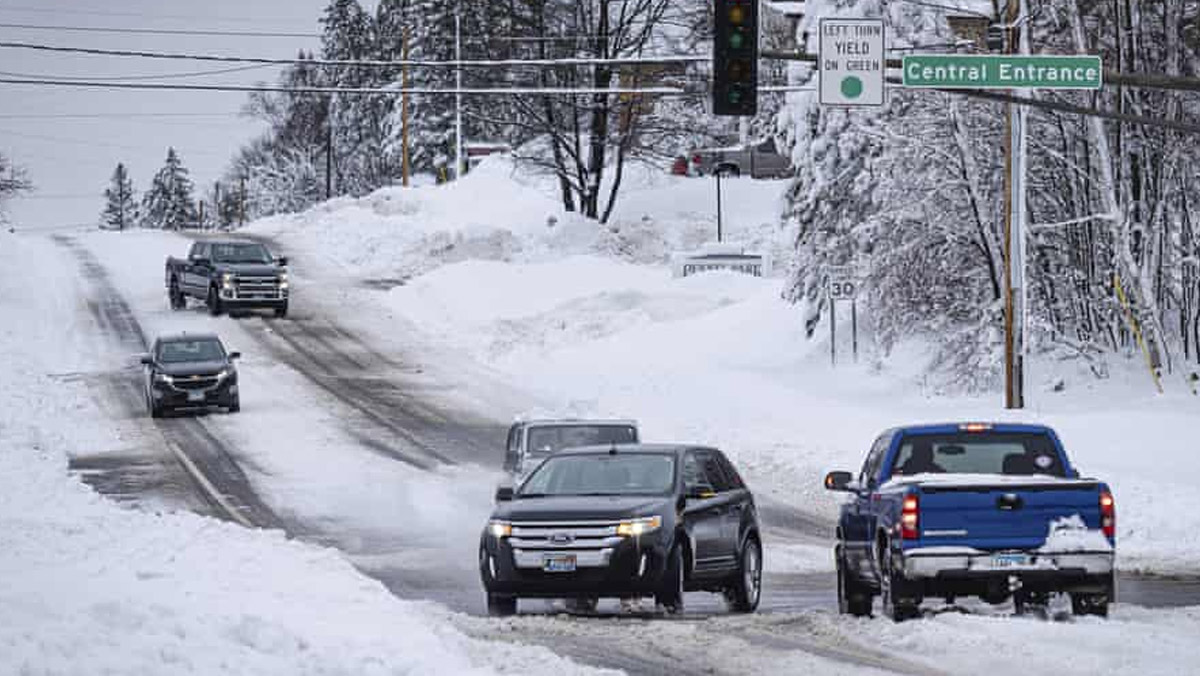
{"left": 825, "top": 423, "right": 1115, "bottom": 620}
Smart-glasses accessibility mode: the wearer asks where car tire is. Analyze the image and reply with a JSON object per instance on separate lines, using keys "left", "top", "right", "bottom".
{"left": 836, "top": 548, "right": 873, "bottom": 617}
{"left": 656, "top": 542, "right": 685, "bottom": 615}
{"left": 169, "top": 281, "right": 186, "bottom": 310}
{"left": 228, "top": 396, "right": 240, "bottom": 413}
{"left": 486, "top": 593, "right": 517, "bottom": 617}
{"left": 1071, "top": 575, "right": 1112, "bottom": 618}
{"left": 727, "top": 536, "right": 762, "bottom": 613}
{"left": 207, "top": 286, "right": 223, "bottom": 316}
{"left": 879, "top": 545, "right": 920, "bottom": 622}
{"left": 274, "top": 303, "right": 288, "bottom": 319}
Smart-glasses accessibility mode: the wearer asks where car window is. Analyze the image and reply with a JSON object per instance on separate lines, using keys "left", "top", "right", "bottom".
{"left": 758, "top": 138, "right": 777, "bottom": 154}
{"left": 524, "top": 425, "right": 637, "bottom": 456}
{"left": 714, "top": 451, "right": 745, "bottom": 490}
{"left": 157, "top": 339, "right": 226, "bottom": 363}
{"left": 889, "top": 432, "right": 1066, "bottom": 478}
{"left": 518, "top": 454, "right": 675, "bottom": 496}
{"left": 698, "top": 451, "right": 734, "bottom": 492}
{"left": 188, "top": 242, "right": 201, "bottom": 259}
{"left": 859, "top": 435, "right": 889, "bottom": 488}
{"left": 682, "top": 452, "right": 712, "bottom": 493}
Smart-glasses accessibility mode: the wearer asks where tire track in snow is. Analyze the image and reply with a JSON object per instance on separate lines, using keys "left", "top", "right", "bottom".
{"left": 52, "top": 235, "right": 283, "bottom": 531}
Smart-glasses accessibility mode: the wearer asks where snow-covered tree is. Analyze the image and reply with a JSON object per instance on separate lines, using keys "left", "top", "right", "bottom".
{"left": 0, "top": 152, "right": 31, "bottom": 224}
{"left": 100, "top": 162, "right": 137, "bottom": 231}
{"left": 141, "top": 148, "right": 197, "bottom": 230}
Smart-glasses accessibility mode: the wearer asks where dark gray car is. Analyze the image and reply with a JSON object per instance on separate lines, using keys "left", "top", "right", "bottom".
{"left": 141, "top": 333, "right": 241, "bottom": 417}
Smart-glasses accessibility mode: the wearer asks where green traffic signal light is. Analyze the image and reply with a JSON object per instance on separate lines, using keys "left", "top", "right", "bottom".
{"left": 730, "top": 31, "right": 745, "bottom": 49}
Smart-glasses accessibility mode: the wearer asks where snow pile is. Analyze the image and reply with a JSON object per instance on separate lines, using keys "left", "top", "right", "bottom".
{"left": 0, "top": 234, "right": 603, "bottom": 676}
{"left": 249, "top": 154, "right": 790, "bottom": 281}
{"left": 1040, "top": 515, "right": 1113, "bottom": 554}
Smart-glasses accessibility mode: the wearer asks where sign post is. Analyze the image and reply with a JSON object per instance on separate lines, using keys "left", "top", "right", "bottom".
{"left": 827, "top": 267, "right": 860, "bottom": 366}
{"left": 819, "top": 18, "right": 885, "bottom": 107}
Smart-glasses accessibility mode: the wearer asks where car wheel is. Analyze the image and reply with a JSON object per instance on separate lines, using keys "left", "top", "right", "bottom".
{"left": 656, "top": 542, "right": 685, "bottom": 615}
{"left": 228, "top": 396, "right": 240, "bottom": 413}
{"left": 207, "top": 286, "right": 223, "bottom": 316}
{"left": 486, "top": 593, "right": 517, "bottom": 617}
{"left": 879, "top": 545, "right": 920, "bottom": 622}
{"left": 836, "top": 549, "right": 873, "bottom": 617}
{"left": 274, "top": 303, "right": 288, "bottom": 319}
{"left": 169, "top": 282, "right": 186, "bottom": 310}
{"left": 727, "top": 536, "right": 762, "bottom": 613}
{"left": 1070, "top": 575, "right": 1112, "bottom": 618}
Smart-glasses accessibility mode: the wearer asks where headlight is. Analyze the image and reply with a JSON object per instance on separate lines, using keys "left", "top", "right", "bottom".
{"left": 488, "top": 521, "right": 511, "bottom": 538}
{"left": 215, "top": 368, "right": 231, "bottom": 381}
{"left": 278, "top": 272, "right": 289, "bottom": 289}
{"left": 153, "top": 372, "right": 173, "bottom": 384}
{"left": 617, "top": 515, "right": 662, "bottom": 537}
{"left": 221, "top": 272, "right": 234, "bottom": 288}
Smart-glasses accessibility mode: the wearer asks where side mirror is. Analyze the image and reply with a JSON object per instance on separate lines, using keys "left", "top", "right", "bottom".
{"left": 824, "top": 471, "right": 855, "bottom": 492}
{"left": 193, "top": 257, "right": 210, "bottom": 267}
{"left": 494, "top": 485, "right": 514, "bottom": 502}
{"left": 276, "top": 256, "right": 289, "bottom": 267}
{"left": 687, "top": 483, "right": 716, "bottom": 500}
{"left": 139, "top": 354, "right": 152, "bottom": 365}
{"left": 228, "top": 351, "right": 241, "bottom": 360}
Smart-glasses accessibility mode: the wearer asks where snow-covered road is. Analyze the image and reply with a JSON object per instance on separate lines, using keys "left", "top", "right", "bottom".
{"left": 6, "top": 222, "right": 1200, "bottom": 675}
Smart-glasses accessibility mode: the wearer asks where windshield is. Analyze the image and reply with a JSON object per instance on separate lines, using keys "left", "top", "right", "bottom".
{"left": 519, "top": 453, "right": 675, "bottom": 497}
{"left": 157, "top": 339, "right": 226, "bottom": 364}
{"left": 211, "top": 243, "right": 272, "bottom": 264}
{"left": 889, "top": 432, "right": 1066, "bottom": 478}
{"left": 525, "top": 425, "right": 637, "bottom": 456}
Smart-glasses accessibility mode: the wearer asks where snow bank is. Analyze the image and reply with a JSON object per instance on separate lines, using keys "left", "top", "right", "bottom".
{"left": 0, "top": 233, "right": 603, "bottom": 676}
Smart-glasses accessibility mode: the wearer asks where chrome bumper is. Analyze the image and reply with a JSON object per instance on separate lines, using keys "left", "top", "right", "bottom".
{"left": 904, "top": 551, "right": 1114, "bottom": 578}
{"left": 512, "top": 548, "right": 615, "bottom": 569}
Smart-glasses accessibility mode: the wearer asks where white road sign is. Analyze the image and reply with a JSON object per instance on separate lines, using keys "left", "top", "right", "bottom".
{"left": 819, "top": 18, "right": 885, "bottom": 106}
{"left": 827, "top": 267, "right": 858, "bottom": 300}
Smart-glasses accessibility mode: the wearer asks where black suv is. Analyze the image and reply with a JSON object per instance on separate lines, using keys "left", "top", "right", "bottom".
{"left": 479, "top": 444, "right": 762, "bottom": 616}
{"left": 141, "top": 333, "right": 241, "bottom": 417}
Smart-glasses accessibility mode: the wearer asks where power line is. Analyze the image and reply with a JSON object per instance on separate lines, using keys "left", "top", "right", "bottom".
{"left": 0, "top": 40, "right": 706, "bottom": 69}
{"left": 0, "top": 3, "right": 308, "bottom": 25}
{"left": 0, "top": 77, "right": 688, "bottom": 96}
{"left": 0, "top": 63, "right": 277, "bottom": 82}
{"left": 0, "top": 21, "right": 317, "bottom": 38}
{"left": 0, "top": 112, "right": 242, "bottom": 119}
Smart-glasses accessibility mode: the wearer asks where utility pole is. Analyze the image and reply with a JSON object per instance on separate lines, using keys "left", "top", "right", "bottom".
{"left": 1003, "top": 0, "right": 1027, "bottom": 409}
{"left": 454, "top": 3, "right": 464, "bottom": 181}
{"left": 326, "top": 93, "right": 335, "bottom": 200}
{"left": 401, "top": 28, "right": 411, "bottom": 187}
{"left": 239, "top": 175, "right": 247, "bottom": 226}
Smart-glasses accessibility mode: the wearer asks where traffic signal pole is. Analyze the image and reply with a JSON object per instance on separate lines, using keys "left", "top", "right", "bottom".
{"left": 454, "top": 5, "right": 464, "bottom": 181}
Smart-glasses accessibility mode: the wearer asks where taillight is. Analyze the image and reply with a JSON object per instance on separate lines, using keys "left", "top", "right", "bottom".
{"left": 1100, "top": 490, "right": 1115, "bottom": 538}
{"left": 900, "top": 494, "right": 920, "bottom": 540}
{"left": 692, "top": 154, "right": 702, "bottom": 165}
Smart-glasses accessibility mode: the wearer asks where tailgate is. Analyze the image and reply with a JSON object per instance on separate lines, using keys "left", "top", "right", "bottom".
{"left": 916, "top": 480, "right": 1103, "bottom": 550}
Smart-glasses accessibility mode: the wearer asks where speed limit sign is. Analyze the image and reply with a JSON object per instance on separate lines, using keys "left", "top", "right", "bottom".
{"left": 827, "top": 268, "right": 858, "bottom": 300}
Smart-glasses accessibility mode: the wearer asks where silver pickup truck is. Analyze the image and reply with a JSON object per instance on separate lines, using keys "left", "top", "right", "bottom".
{"left": 690, "top": 138, "right": 792, "bottom": 179}
{"left": 502, "top": 418, "right": 640, "bottom": 479}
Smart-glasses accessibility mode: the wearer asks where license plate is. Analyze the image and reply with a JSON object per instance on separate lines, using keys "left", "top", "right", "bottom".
{"left": 990, "top": 553, "right": 1032, "bottom": 569}
{"left": 543, "top": 555, "right": 577, "bottom": 573}
{"left": 187, "top": 391, "right": 206, "bottom": 402}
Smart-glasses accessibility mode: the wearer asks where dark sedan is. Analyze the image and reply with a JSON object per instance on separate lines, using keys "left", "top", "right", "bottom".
{"left": 141, "top": 333, "right": 241, "bottom": 417}
{"left": 479, "top": 444, "right": 762, "bottom": 616}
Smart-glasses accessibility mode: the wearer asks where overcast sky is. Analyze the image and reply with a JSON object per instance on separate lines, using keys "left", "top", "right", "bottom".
{"left": 0, "top": 0, "right": 333, "bottom": 229}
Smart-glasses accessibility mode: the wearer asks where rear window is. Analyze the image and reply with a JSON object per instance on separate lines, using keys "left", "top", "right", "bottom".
{"left": 888, "top": 432, "right": 1065, "bottom": 478}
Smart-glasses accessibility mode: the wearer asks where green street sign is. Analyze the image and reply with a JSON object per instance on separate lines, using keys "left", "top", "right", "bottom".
{"left": 902, "top": 55, "right": 1103, "bottom": 90}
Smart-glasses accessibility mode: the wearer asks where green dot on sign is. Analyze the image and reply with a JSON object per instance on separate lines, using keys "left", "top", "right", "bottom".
{"left": 841, "top": 76, "right": 864, "bottom": 99}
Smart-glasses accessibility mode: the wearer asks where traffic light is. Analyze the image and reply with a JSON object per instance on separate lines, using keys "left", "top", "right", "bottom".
{"left": 712, "top": 0, "right": 758, "bottom": 116}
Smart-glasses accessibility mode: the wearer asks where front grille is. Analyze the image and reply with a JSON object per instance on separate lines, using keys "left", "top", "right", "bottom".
{"left": 234, "top": 275, "right": 281, "bottom": 299}
{"left": 509, "top": 520, "right": 624, "bottom": 569}
{"left": 173, "top": 375, "right": 220, "bottom": 391}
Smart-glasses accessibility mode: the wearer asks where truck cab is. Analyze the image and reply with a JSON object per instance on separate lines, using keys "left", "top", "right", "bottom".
{"left": 503, "top": 419, "right": 639, "bottom": 478}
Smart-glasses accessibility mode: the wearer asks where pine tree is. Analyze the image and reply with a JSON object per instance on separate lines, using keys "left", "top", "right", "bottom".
{"left": 141, "top": 148, "right": 197, "bottom": 230}
{"left": 100, "top": 162, "right": 137, "bottom": 231}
